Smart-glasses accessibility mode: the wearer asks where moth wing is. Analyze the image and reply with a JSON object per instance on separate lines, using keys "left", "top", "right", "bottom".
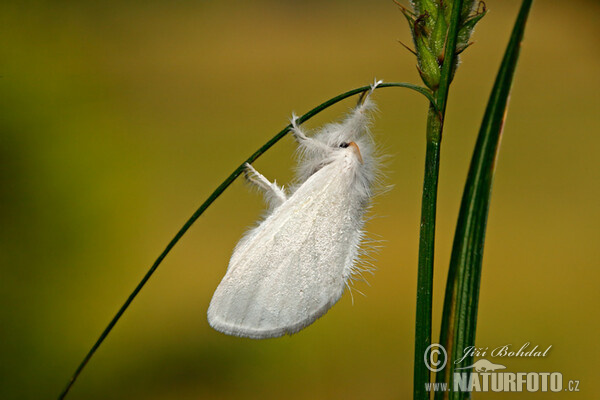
{"left": 208, "top": 172, "right": 361, "bottom": 339}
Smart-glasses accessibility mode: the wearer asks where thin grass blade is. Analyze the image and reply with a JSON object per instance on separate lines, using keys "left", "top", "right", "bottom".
{"left": 435, "top": 2, "right": 534, "bottom": 399}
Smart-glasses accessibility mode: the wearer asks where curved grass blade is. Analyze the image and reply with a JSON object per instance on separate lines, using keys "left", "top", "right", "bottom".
{"left": 57, "top": 82, "right": 433, "bottom": 400}
{"left": 435, "top": 2, "right": 534, "bottom": 399}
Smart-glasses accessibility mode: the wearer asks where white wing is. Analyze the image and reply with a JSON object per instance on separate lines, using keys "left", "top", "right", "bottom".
{"left": 208, "top": 158, "right": 366, "bottom": 338}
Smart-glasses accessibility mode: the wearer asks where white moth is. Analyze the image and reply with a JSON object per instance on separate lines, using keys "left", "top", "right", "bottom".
{"left": 208, "top": 82, "right": 382, "bottom": 339}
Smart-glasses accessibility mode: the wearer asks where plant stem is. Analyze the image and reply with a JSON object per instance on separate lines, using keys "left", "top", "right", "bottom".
{"left": 413, "top": 1, "right": 464, "bottom": 399}
{"left": 413, "top": 103, "right": 442, "bottom": 399}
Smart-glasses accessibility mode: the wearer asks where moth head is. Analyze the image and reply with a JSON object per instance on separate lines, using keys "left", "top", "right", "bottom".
{"left": 338, "top": 141, "right": 363, "bottom": 164}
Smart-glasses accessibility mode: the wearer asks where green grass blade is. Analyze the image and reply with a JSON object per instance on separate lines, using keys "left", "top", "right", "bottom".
{"left": 413, "top": 1, "right": 464, "bottom": 399}
{"left": 435, "top": 2, "right": 534, "bottom": 399}
{"left": 57, "top": 81, "right": 432, "bottom": 400}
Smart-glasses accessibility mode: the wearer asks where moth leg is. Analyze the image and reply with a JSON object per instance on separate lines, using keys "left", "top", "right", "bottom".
{"left": 243, "top": 163, "right": 287, "bottom": 208}
{"left": 356, "top": 78, "right": 383, "bottom": 107}
{"left": 290, "top": 113, "right": 329, "bottom": 152}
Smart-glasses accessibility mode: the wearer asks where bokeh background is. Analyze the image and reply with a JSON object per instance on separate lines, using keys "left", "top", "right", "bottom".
{"left": 2, "top": 0, "right": 599, "bottom": 399}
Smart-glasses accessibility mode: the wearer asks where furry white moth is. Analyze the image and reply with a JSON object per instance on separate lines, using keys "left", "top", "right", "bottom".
{"left": 208, "top": 82, "right": 382, "bottom": 339}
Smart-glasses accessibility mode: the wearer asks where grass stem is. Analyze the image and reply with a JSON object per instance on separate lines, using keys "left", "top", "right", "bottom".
{"left": 413, "top": 1, "right": 464, "bottom": 399}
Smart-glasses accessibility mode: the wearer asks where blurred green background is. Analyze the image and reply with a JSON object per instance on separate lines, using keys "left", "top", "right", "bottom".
{"left": 1, "top": 0, "right": 599, "bottom": 399}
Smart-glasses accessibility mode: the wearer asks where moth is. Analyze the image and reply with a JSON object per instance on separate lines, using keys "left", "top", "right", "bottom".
{"left": 208, "top": 82, "right": 382, "bottom": 339}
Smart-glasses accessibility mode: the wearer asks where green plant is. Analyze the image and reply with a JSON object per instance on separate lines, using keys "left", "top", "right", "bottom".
{"left": 435, "top": 1, "right": 533, "bottom": 398}
{"left": 57, "top": 1, "right": 534, "bottom": 399}
{"left": 398, "top": 1, "right": 487, "bottom": 398}
{"left": 402, "top": 1, "right": 533, "bottom": 399}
